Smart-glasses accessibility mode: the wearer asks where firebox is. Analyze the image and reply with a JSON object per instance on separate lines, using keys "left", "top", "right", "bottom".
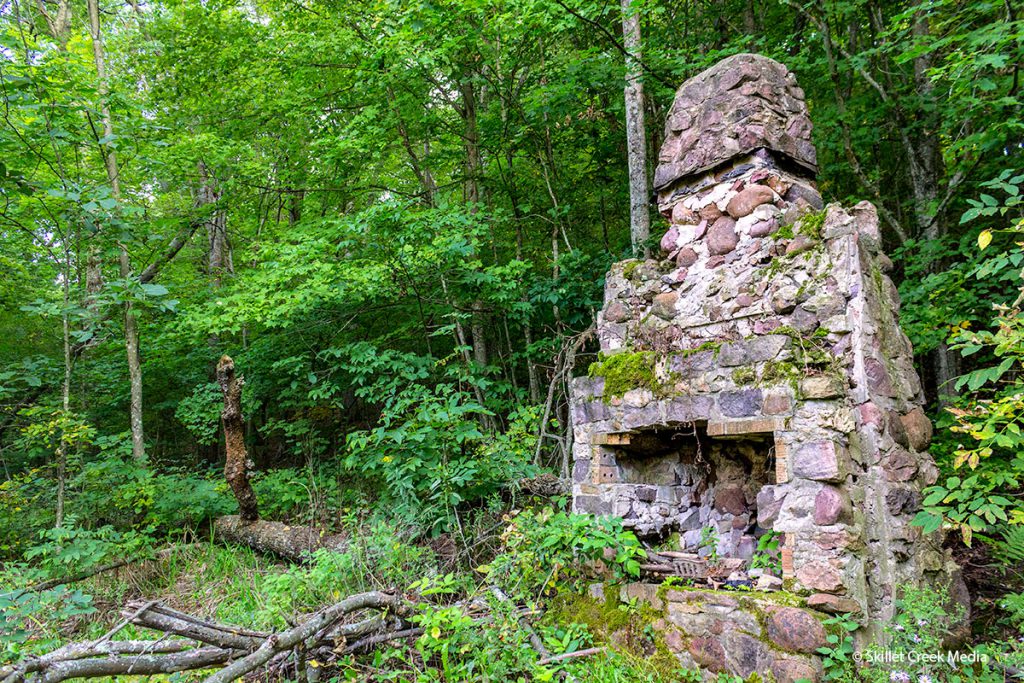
{"left": 581, "top": 421, "right": 780, "bottom": 565}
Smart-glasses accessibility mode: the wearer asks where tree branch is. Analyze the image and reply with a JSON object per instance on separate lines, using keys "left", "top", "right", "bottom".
{"left": 550, "top": 0, "right": 675, "bottom": 89}
{"left": 201, "top": 591, "right": 410, "bottom": 683}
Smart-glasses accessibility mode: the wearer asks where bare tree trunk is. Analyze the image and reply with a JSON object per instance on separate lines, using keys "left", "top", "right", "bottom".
{"left": 460, "top": 79, "right": 482, "bottom": 208}
{"left": 84, "top": 248, "right": 103, "bottom": 306}
{"left": 216, "top": 356, "right": 259, "bottom": 521}
{"left": 460, "top": 78, "right": 489, "bottom": 370}
{"left": 288, "top": 189, "right": 303, "bottom": 226}
{"left": 390, "top": 86, "right": 439, "bottom": 207}
{"left": 908, "top": 10, "right": 942, "bottom": 242}
{"left": 471, "top": 299, "right": 488, "bottom": 367}
{"left": 907, "top": 9, "right": 957, "bottom": 400}
{"left": 501, "top": 149, "right": 542, "bottom": 403}
{"left": 621, "top": 0, "right": 650, "bottom": 256}
{"left": 55, "top": 248, "right": 72, "bottom": 529}
{"left": 743, "top": 0, "right": 757, "bottom": 34}
{"left": 88, "top": 0, "right": 146, "bottom": 461}
{"left": 523, "top": 322, "right": 541, "bottom": 403}
{"left": 198, "top": 163, "right": 231, "bottom": 286}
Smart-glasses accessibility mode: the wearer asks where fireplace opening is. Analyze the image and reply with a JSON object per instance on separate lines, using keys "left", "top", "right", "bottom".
{"left": 604, "top": 424, "right": 778, "bottom": 570}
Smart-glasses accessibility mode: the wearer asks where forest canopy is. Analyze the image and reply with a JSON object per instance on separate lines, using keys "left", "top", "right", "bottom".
{"left": 0, "top": 0, "right": 1023, "bottom": 680}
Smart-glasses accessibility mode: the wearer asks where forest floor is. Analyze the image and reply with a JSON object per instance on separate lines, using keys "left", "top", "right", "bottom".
{"left": 11, "top": 521, "right": 678, "bottom": 683}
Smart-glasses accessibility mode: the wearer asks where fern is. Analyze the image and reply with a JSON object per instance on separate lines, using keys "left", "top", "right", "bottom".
{"left": 992, "top": 526, "right": 1024, "bottom": 565}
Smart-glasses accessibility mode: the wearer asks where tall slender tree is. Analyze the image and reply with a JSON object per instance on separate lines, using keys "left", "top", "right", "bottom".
{"left": 87, "top": 0, "right": 145, "bottom": 461}
{"left": 621, "top": 0, "right": 650, "bottom": 256}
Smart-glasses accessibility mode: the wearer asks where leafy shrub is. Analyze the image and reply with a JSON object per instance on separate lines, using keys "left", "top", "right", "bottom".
{"left": 23, "top": 522, "right": 154, "bottom": 577}
{"left": 147, "top": 470, "right": 235, "bottom": 531}
{"left": 858, "top": 585, "right": 981, "bottom": 683}
{"left": 1001, "top": 592, "right": 1024, "bottom": 632}
{"left": 914, "top": 173, "right": 1024, "bottom": 544}
{"left": 174, "top": 382, "right": 224, "bottom": 446}
{"left": 483, "top": 508, "right": 643, "bottom": 600}
{"left": 750, "top": 530, "right": 782, "bottom": 575}
{"left": 0, "top": 468, "right": 56, "bottom": 556}
{"left": 74, "top": 453, "right": 233, "bottom": 534}
{"left": 816, "top": 613, "right": 859, "bottom": 682}
{"left": 251, "top": 466, "right": 341, "bottom": 523}
{"left": 346, "top": 377, "right": 537, "bottom": 534}
{"left": 0, "top": 579, "right": 95, "bottom": 664}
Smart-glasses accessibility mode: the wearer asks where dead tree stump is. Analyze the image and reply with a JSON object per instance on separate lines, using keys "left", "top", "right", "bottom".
{"left": 216, "top": 355, "right": 259, "bottom": 521}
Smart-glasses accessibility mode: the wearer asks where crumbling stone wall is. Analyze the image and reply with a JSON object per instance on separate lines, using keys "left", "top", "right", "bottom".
{"left": 571, "top": 54, "right": 965, "bottom": 669}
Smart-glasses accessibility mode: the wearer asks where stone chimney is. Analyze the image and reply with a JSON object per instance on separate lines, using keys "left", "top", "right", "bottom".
{"left": 571, "top": 54, "right": 966, "bottom": 642}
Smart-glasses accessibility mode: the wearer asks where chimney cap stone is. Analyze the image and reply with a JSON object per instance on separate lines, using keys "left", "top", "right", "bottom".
{"left": 654, "top": 53, "right": 817, "bottom": 192}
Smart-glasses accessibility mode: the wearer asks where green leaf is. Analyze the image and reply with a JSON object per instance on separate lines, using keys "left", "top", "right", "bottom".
{"left": 911, "top": 511, "right": 942, "bottom": 534}
{"left": 140, "top": 283, "right": 169, "bottom": 297}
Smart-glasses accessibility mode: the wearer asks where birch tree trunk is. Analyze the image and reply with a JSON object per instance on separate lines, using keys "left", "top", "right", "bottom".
{"left": 458, "top": 75, "right": 494, "bottom": 429}
{"left": 621, "top": 0, "right": 650, "bottom": 256}
{"left": 88, "top": 0, "right": 146, "bottom": 461}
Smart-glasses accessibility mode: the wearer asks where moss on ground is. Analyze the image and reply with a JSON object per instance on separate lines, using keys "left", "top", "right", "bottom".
{"left": 545, "top": 586, "right": 680, "bottom": 677}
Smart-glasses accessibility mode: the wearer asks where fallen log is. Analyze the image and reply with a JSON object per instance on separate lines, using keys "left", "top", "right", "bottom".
{"left": 213, "top": 515, "right": 346, "bottom": 562}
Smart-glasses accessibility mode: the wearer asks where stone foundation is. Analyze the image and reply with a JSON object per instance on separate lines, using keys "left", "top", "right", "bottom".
{"left": 607, "top": 583, "right": 827, "bottom": 681}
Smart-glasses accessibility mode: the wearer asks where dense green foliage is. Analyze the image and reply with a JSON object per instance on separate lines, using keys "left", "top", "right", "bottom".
{"left": 1, "top": 0, "right": 1023, "bottom": 679}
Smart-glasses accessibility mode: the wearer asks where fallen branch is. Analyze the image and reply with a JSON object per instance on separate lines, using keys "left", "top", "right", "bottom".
{"left": 10, "top": 587, "right": 570, "bottom": 682}
{"left": 0, "top": 546, "right": 185, "bottom": 600}
{"left": 201, "top": 591, "right": 410, "bottom": 683}
{"left": 2, "top": 590, "right": 406, "bottom": 683}
{"left": 1, "top": 640, "right": 195, "bottom": 681}
{"left": 29, "top": 647, "right": 236, "bottom": 683}
{"left": 342, "top": 626, "right": 425, "bottom": 654}
{"left": 123, "top": 600, "right": 269, "bottom": 650}
{"left": 489, "top": 586, "right": 579, "bottom": 683}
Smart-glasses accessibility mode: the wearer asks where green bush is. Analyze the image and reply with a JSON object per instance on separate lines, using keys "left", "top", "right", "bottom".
{"left": 914, "top": 174, "right": 1024, "bottom": 545}
{"left": 483, "top": 508, "right": 643, "bottom": 600}
{"left": 345, "top": 378, "right": 538, "bottom": 534}
{"left": 74, "top": 454, "right": 233, "bottom": 534}
{"left": 251, "top": 466, "right": 342, "bottom": 523}
{"left": 0, "top": 579, "right": 95, "bottom": 664}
